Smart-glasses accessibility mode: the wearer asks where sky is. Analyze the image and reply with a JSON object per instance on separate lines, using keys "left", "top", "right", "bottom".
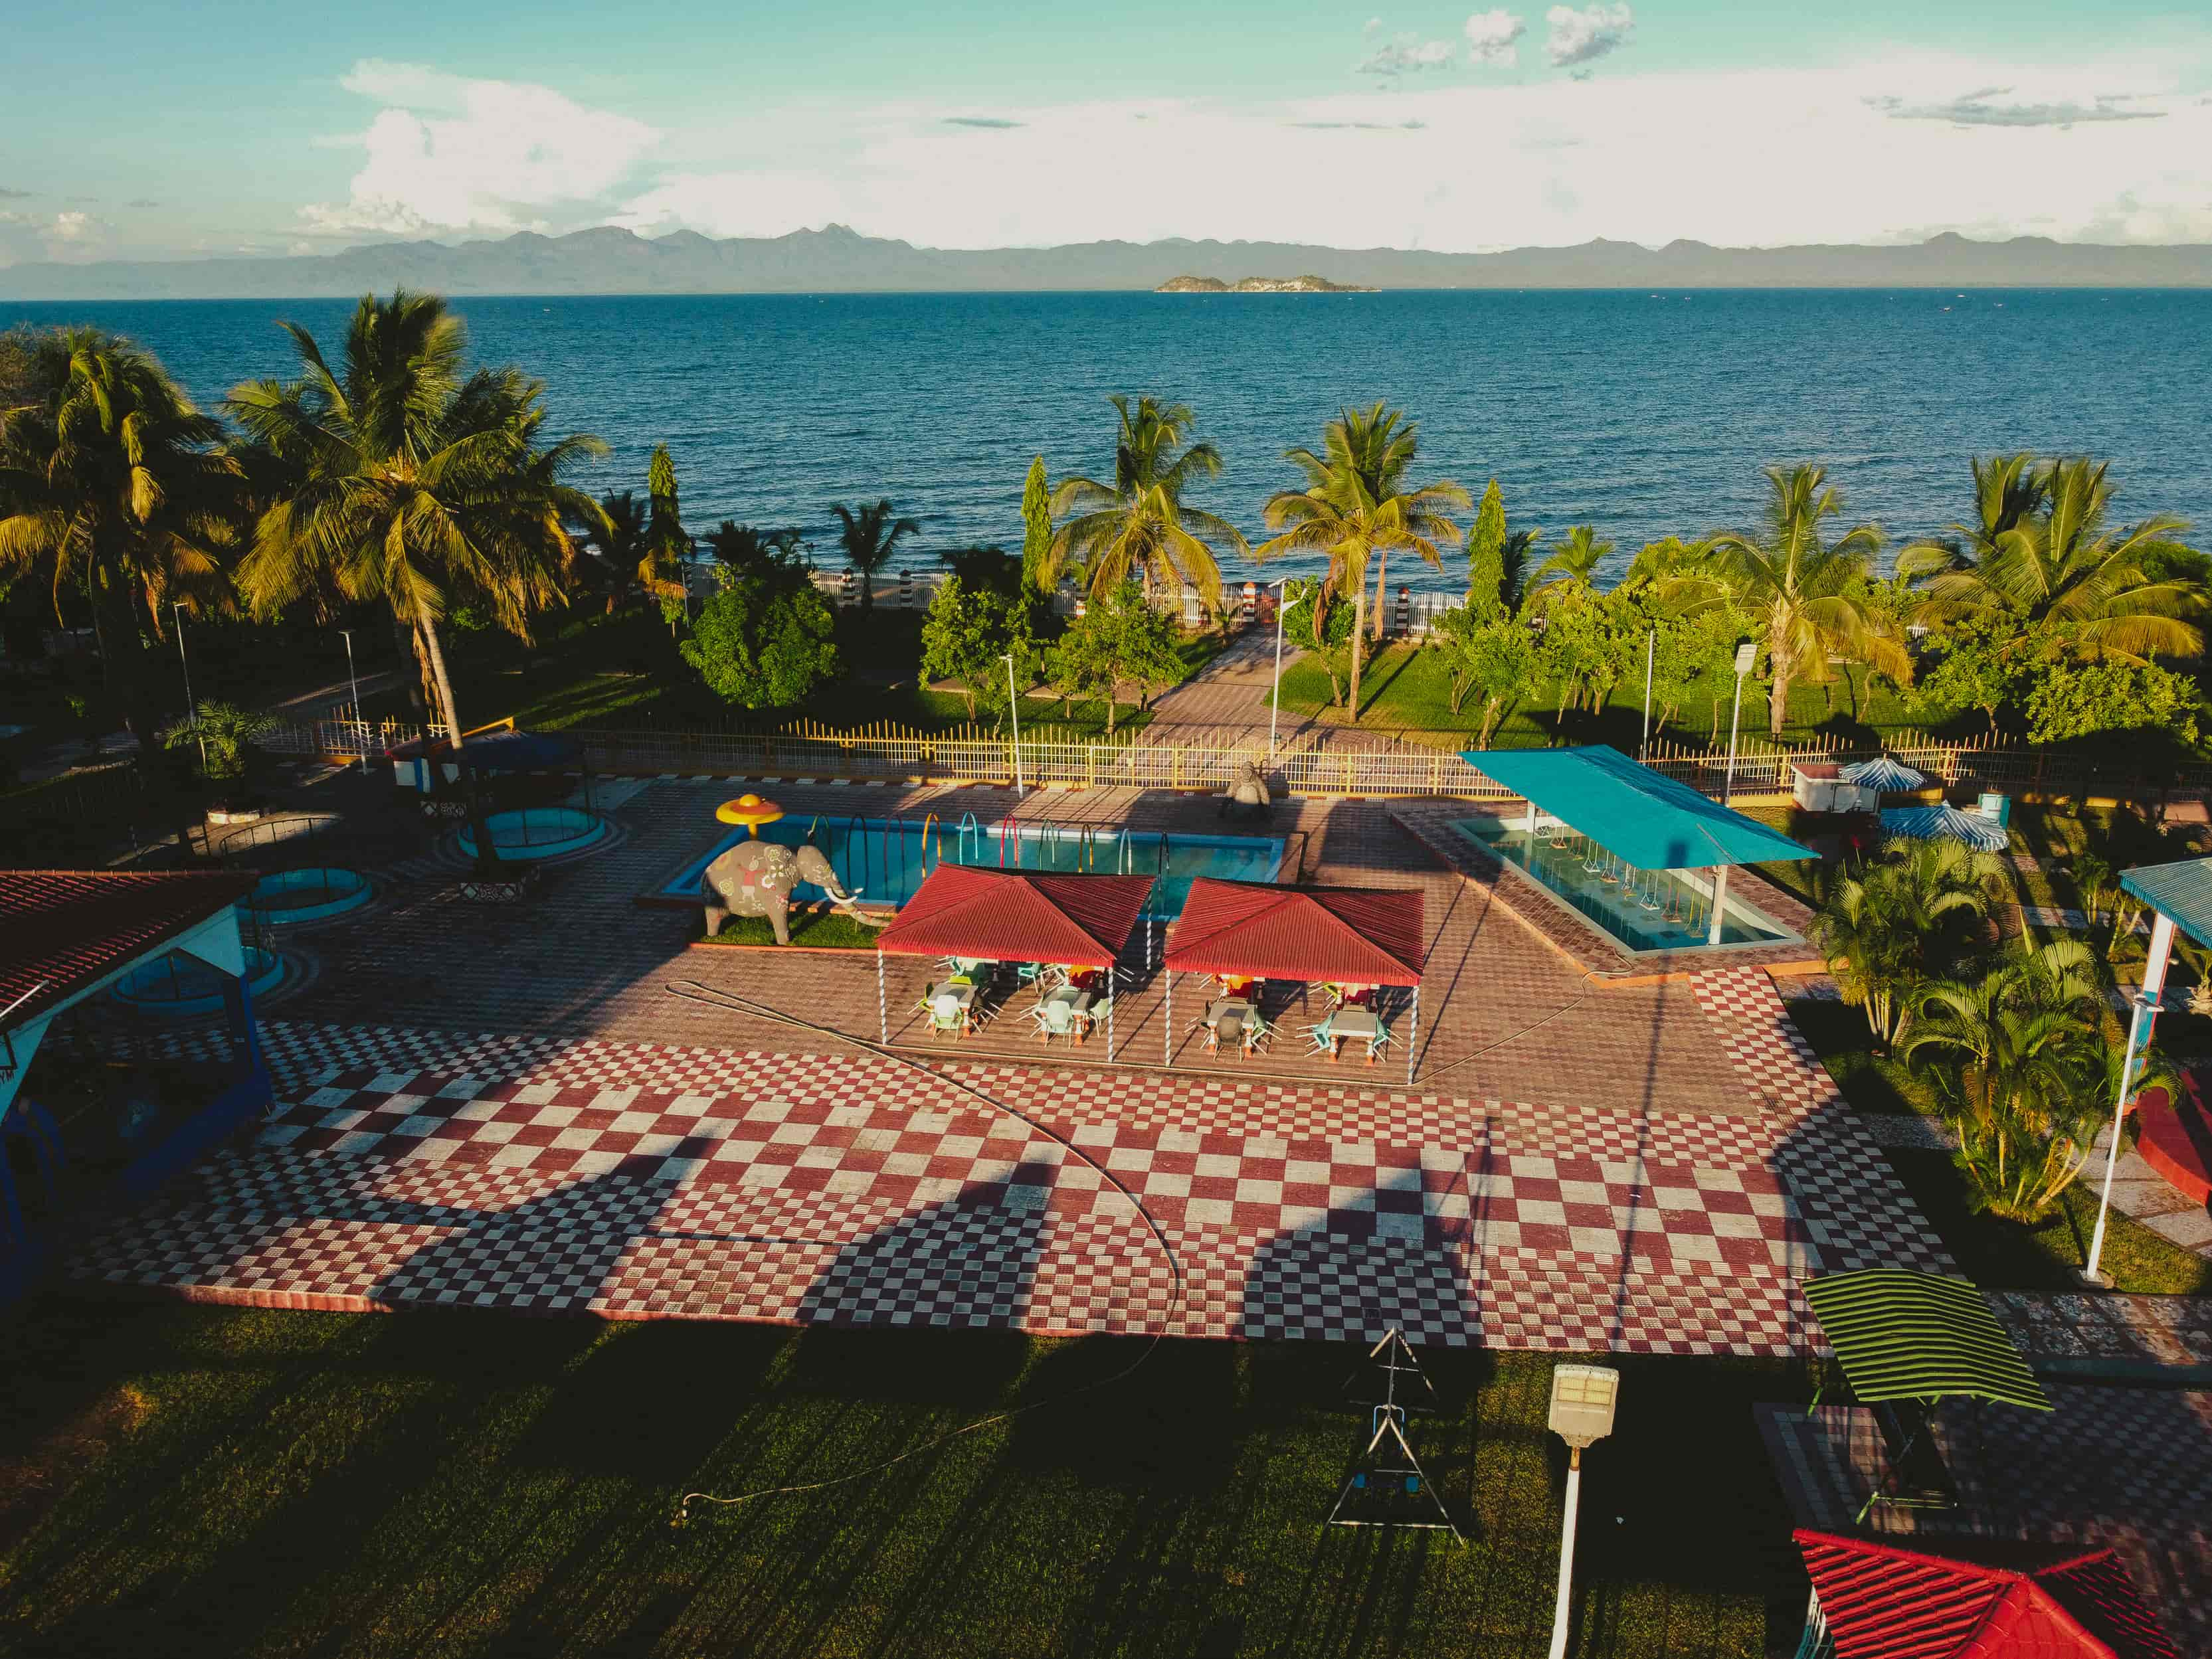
{"left": 3, "top": 1, "right": 2211, "bottom": 266}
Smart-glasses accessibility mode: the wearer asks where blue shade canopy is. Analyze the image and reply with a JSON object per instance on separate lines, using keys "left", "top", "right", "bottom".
{"left": 1880, "top": 804, "right": 2009, "bottom": 852}
{"left": 2122, "top": 857, "right": 2212, "bottom": 949}
{"left": 1460, "top": 746, "right": 1815, "bottom": 871}
{"left": 1839, "top": 756, "right": 1927, "bottom": 790}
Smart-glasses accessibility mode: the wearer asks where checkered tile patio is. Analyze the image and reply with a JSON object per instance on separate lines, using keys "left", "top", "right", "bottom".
{"left": 71, "top": 968, "right": 1945, "bottom": 1352}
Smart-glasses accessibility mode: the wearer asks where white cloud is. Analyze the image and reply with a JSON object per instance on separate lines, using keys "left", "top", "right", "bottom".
{"left": 1546, "top": 3, "right": 1633, "bottom": 68}
{"left": 304, "top": 60, "right": 658, "bottom": 235}
{"left": 1464, "top": 10, "right": 1526, "bottom": 67}
{"left": 1869, "top": 88, "right": 2166, "bottom": 127}
{"left": 1356, "top": 36, "right": 1458, "bottom": 77}
{"left": 49, "top": 211, "right": 94, "bottom": 240}
{"left": 605, "top": 55, "right": 2212, "bottom": 252}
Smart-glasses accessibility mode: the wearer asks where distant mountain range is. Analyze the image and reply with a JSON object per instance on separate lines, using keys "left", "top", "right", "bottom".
{"left": 5, "top": 224, "right": 2211, "bottom": 300}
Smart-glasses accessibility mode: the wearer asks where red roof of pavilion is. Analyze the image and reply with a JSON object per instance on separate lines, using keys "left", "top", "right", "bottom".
{"left": 1162, "top": 879, "right": 1426, "bottom": 986}
{"left": 1794, "top": 1531, "right": 2177, "bottom": 1659}
{"left": 872, "top": 865, "right": 1155, "bottom": 969}
{"left": 1, "top": 869, "right": 257, "bottom": 1031}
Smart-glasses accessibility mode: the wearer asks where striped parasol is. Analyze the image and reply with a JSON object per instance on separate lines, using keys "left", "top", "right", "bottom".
{"left": 1881, "top": 803, "right": 2009, "bottom": 851}
{"left": 1840, "top": 755, "right": 1928, "bottom": 790}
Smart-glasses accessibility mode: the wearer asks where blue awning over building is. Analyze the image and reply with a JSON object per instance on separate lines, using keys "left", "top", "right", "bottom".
{"left": 2122, "top": 857, "right": 2212, "bottom": 949}
{"left": 1460, "top": 745, "right": 1815, "bottom": 871}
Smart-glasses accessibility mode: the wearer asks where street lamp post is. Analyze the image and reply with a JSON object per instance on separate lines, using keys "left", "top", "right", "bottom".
{"left": 1707, "top": 640, "right": 1757, "bottom": 946}
{"left": 2084, "top": 905, "right": 2175, "bottom": 1285}
{"left": 339, "top": 628, "right": 365, "bottom": 768}
{"left": 173, "top": 602, "right": 205, "bottom": 772}
{"left": 1002, "top": 652, "right": 1024, "bottom": 794}
{"left": 1639, "top": 628, "right": 1655, "bottom": 761}
{"left": 1545, "top": 1364, "right": 1621, "bottom": 1659}
{"left": 1268, "top": 578, "right": 1311, "bottom": 761}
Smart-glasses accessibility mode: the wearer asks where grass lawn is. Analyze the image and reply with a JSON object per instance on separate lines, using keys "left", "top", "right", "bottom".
{"left": 0, "top": 1300, "right": 1813, "bottom": 1659}
{"left": 702, "top": 908, "right": 884, "bottom": 949}
{"left": 1884, "top": 1148, "right": 2212, "bottom": 1296}
{"left": 1275, "top": 642, "right": 1960, "bottom": 747}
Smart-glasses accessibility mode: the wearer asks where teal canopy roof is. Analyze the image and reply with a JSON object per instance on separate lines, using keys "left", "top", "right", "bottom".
{"left": 1460, "top": 745, "right": 1815, "bottom": 871}
{"left": 2122, "top": 857, "right": 2212, "bottom": 949}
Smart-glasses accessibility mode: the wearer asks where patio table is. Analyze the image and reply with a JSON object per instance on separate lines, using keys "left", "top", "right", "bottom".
{"left": 1204, "top": 996, "right": 1253, "bottom": 1054}
{"left": 1042, "top": 986, "right": 1096, "bottom": 1041}
{"left": 1325, "top": 1005, "right": 1380, "bottom": 1061}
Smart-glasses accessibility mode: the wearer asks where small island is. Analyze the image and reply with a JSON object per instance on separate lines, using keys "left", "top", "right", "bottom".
{"left": 1154, "top": 274, "right": 1376, "bottom": 294}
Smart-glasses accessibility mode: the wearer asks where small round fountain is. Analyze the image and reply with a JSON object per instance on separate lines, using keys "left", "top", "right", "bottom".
{"left": 456, "top": 806, "right": 609, "bottom": 861}
{"left": 111, "top": 946, "right": 286, "bottom": 1015}
{"left": 246, "top": 865, "right": 373, "bottom": 924}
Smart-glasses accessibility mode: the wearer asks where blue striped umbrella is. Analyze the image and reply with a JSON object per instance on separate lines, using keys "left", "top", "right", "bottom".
{"left": 1839, "top": 756, "right": 1928, "bottom": 790}
{"left": 1880, "top": 804, "right": 2009, "bottom": 851}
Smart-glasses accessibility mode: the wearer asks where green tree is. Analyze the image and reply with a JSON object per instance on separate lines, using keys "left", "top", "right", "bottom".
{"left": 1906, "top": 614, "right": 2039, "bottom": 735}
{"left": 1697, "top": 464, "right": 1908, "bottom": 737}
{"left": 1464, "top": 480, "right": 1506, "bottom": 609}
{"left": 2023, "top": 657, "right": 2203, "bottom": 752}
{"left": 1812, "top": 838, "right": 2001, "bottom": 1045}
{"left": 159, "top": 699, "right": 276, "bottom": 792}
{"left": 582, "top": 489, "right": 652, "bottom": 615}
{"left": 919, "top": 574, "right": 1041, "bottom": 724}
{"left": 229, "top": 290, "right": 605, "bottom": 744}
{"left": 680, "top": 564, "right": 841, "bottom": 709}
{"left": 1524, "top": 524, "right": 1613, "bottom": 616}
{"left": 1429, "top": 604, "right": 1536, "bottom": 744}
{"left": 1047, "top": 395, "right": 1244, "bottom": 614}
{"left": 0, "top": 328, "right": 239, "bottom": 744}
{"left": 646, "top": 444, "right": 689, "bottom": 628}
{"left": 1900, "top": 456, "right": 2205, "bottom": 660}
{"left": 1045, "top": 581, "right": 1185, "bottom": 733}
{"left": 1020, "top": 456, "right": 1054, "bottom": 598}
{"left": 1255, "top": 404, "right": 1469, "bottom": 719}
{"left": 830, "top": 497, "right": 921, "bottom": 613}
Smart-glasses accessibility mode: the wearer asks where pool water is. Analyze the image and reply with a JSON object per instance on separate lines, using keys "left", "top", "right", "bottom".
{"left": 657, "top": 817, "right": 1283, "bottom": 918}
{"left": 1449, "top": 819, "right": 1796, "bottom": 953}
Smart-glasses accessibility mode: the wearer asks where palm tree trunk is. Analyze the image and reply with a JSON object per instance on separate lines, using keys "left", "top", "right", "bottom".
{"left": 393, "top": 616, "right": 427, "bottom": 717}
{"left": 418, "top": 611, "right": 465, "bottom": 746}
{"left": 1347, "top": 583, "right": 1368, "bottom": 719}
{"left": 1369, "top": 549, "right": 1389, "bottom": 643}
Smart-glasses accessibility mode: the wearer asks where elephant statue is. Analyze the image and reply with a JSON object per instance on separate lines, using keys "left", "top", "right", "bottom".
{"left": 1218, "top": 760, "right": 1272, "bottom": 819}
{"left": 701, "top": 841, "right": 866, "bottom": 944}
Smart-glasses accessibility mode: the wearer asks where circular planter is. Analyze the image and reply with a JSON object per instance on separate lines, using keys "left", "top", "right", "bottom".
{"left": 246, "top": 865, "right": 373, "bottom": 925}
{"left": 456, "top": 806, "right": 609, "bottom": 863}
{"left": 112, "top": 946, "right": 286, "bottom": 1016}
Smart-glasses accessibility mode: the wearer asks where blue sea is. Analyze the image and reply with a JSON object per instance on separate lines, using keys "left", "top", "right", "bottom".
{"left": 9, "top": 289, "right": 2210, "bottom": 588}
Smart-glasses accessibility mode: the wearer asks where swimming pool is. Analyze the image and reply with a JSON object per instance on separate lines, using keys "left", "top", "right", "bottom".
{"left": 1450, "top": 818, "right": 1797, "bottom": 953}
{"left": 652, "top": 816, "right": 1284, "bottom": 919}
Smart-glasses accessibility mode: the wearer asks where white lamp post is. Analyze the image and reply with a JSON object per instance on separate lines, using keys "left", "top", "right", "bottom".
{"left": 1546, "top": 1363, "right": 1620, "bottom": 1659}
{"left": 1639, "top": 628, "right": 1655, "bottom": 761}
{"left": 1268, "top": 578, "right": 1312, "bottom": 760}
{"left": 1002, "top": 652, "right": 1024, "bottom": 794}
{"left": 2084, "top": 907, "right": 2174, "bottom": 1285}
{"left": 339, "top": 628, "right": 366, "bottom": 768}
{"left": 1706, "top": 640, "right": 1758, "bottom": 945}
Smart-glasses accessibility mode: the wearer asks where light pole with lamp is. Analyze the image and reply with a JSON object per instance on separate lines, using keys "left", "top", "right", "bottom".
{"left": 339, "top": 628, "right": 366, "bottom": 768}
{"left": 1545, "top": 1363, "right": 1621, "bottom": 1659}
{"left": 173, "top": 602, "right": 205, "bottom": 772}
{"left": 2084, "top": 907, "right": 2175, "bottom": 1286}
{"left": 1639, "top": 627, "right": 1655, "bottom": 761}
{"left": 1267, "top": 577, "right": 1313, "bottom": 760}
{"left": 1706, "top": 639, "right": 1757, "bottom": 945}
{"left": 1002, "top": 652, "right": 1025, "bottom": 794}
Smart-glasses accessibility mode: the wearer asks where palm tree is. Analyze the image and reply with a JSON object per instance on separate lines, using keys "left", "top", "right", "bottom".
{"left": 583, "top": 490, "right": 652, "bottom": 614}
{"left": 830, "top": 498, "right": 921, "bottom": 612}
{"left": 1700, "top": 464, "right": 1908, "bottom": 737}
{"left": 1255, "top": 404, "right": 1469, "bottom": 718}
{"left": 1047, "top": 396, "right": 1244, "bottom": 615}
{"left": 228, "top": 290, "right": 606, "bottom": 744}
{"left": 1899, "top": 456, "right": 2204, "bottom": 660}
{"left": 0, "top": 328, "right": 238, "bottom": 744}
{"left": 1524, "top": 524, "right": 1613, "bottom": 614}
{"left": 1811, "top": 837, "right": 2000, "bottom": 1044}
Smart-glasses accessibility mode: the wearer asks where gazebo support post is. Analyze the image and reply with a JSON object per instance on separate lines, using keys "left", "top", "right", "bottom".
{"left": 1107, "top": 964, "right": 1116, "bottom": 1059}
{"left": 876, "top": 950, "right": 887, "bottom": 1045}
{"left": 1164, "top": 970, "right": 1172, "bottom": 1065}
{"left": 2086, "top": 911, "right": 2173, "bottom": 1284}
{"left": 1405, "top": 986, "right": 1418, "bottom": 1086}
{"left": 1706, "top": 866, "right": 1730, "bottom": 946}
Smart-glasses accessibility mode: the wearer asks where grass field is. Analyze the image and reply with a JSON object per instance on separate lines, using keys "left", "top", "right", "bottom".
{"left": 1274, "top": 642, "right": 1976, "bottom": 747}
{"left": 0, "top": 1301, "right": 1814, "bottom": 1659}
{"left": 703, "top": 908, "right": 883, "bottom": 949}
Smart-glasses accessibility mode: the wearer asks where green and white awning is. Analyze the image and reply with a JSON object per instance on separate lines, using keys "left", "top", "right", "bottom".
{"left": 2122, "top": 857, "right": 2212, "bottom": 950}
{"left": 1803, "top": 1270, "right": 2051, "bottom": 1411}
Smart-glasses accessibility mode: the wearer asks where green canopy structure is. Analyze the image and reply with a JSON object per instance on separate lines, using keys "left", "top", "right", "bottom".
{"left": 2120, "top": 857, "right": 2212, "bottom": 950}
{"left": 1804, "top": 1269, "right": 2051, "bottom": 1411}
{"left": 1459, "top": 745, "right": 1813, "bottom": 871}
{"left": 1804, "top": 1269, "right": 2051, "bottom": 1524}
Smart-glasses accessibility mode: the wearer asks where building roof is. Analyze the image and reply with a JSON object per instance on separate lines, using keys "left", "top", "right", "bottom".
{"left": 1459, "top": 745, "right": 1813, "bottom": 871}
{"left": 872, "top": 865, "right": 1154, "bottom": 969}
{"left": 1, "top": 869, "right": 256, "bottom": 1031}
{"left": 1163, "top": 879, "right": 1427, "bottom": 986}
{"left": 2120, "top": 857, "right": 2212, "bottom": 950}
{"left": 1794, "top": 1531, "right": 2177, "bottom": 1659}
{"left": 1802, "top": 1270, "right": 2051, "bottom": 1411}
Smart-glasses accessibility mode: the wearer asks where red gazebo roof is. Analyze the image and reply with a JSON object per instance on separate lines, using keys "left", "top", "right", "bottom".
{"left": 1794, "top": 1531, "right": 2177, "bottom": 1659}
{"left": 1162, "top": 879, "right": 1426, "bottom": 987}
{"left": 2, "top": 869, "right": 256, "bottom": 1030}
{"left": 872, "top": 865, "right": 1155, "bottom": 970}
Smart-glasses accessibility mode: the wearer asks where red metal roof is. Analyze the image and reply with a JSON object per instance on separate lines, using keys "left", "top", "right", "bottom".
{"left": 1162, "top": 879, "right": 1426, "bottom": 986}
{"left": 872, "top": 865, "right": 1155, "bottom": 969}
{"left": 1, "top": 869, "right": 257, "bottom": 1030}
{"left": 1794, "top": 1531, "right": 2177, "bottom": 1659}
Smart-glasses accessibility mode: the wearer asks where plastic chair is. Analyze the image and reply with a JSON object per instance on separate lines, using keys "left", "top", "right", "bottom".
{"left": 1303, "top": 1016, "right": 1336, "bottom": 1058}
{"left": 1242, "top": 1013, "right": 1276, "bottom": 1057}
{"left": 1029, "top": 997, "right": 1079, "bottom": 1045}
